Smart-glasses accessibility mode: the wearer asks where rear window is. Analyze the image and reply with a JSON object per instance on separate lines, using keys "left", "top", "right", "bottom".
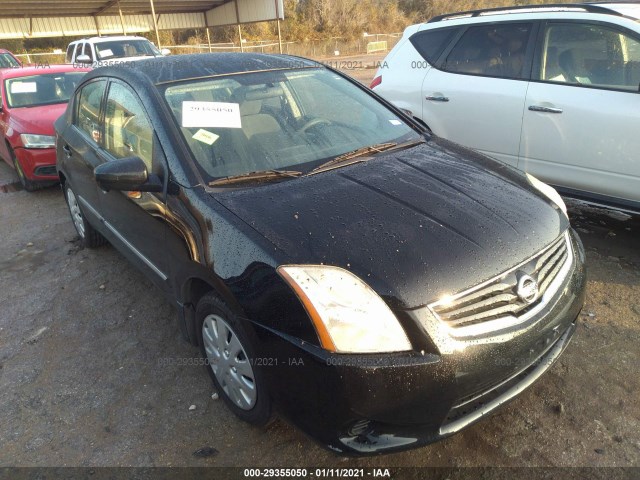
{"left": 410, "top": 27, "right": 459, "bottom": 65}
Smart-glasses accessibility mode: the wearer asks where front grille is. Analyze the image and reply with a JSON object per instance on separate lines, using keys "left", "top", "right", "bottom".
{"left": 439, "top": 323, "right": 575, "bottom": 436}
{"left": 429, "top": 232, "right": 572, "bottom": 337}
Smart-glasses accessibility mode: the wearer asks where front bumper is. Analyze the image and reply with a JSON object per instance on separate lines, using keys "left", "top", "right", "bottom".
{"left": 256, "top": 230, "right": 586, "bottom": 455}
{"left": 14, "top": 147, "right": 58, "bottom": 181}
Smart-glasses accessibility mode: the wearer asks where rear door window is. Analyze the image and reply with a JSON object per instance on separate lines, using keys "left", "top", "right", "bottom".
{"left": 443, "top": 23, "right": 533, "bottom": 79}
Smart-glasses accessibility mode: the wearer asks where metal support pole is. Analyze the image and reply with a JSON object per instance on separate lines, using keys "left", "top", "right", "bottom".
{"left": 206, "top": 28, "right": 212, "bottom": 53}
{"left": 234, "top": 1, "right": 244, "bottom": 53}
{"left": 149, "top": 0, "right": 161, "bottom": 48}
{"left": 275, "top": 0, "right": 283, "bottom": 54}
{"left": 117, "top": 0, "right": 126, "bottom": 34}
{"left": 277, "top": 19, "right": 283, "bottom": 54}
{"left": 204, "top": 12, "right": 212, "bottom": 53}
{"left": 93, "top": 15, "right": 101, "bottom": 36}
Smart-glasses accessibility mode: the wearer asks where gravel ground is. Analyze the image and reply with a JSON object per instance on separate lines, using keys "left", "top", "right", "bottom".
{"left": 0, "top": 182, "right": 638, "bottom": 472}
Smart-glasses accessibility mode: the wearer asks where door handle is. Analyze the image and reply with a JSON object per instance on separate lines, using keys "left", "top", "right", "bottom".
{"left": 426, "top": 95, "right": 449, "bottom": 102}
{"left": 528, "top": 105, "right": 563, "bottom": 114}
{"left": 62, "top": 144, "right": 72, "bottom": 158}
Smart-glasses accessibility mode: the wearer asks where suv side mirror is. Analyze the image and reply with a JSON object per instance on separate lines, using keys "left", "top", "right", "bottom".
{"left": 94, "top": 156, "right": 163, "bottom": 192}
{"left": 76, "top": 54, "right": 92, "bottom": 64}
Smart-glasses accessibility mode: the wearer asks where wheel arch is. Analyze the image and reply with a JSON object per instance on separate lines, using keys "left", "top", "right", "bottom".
{"left": 179, "top": 274, "right": 245, "bottom": 346}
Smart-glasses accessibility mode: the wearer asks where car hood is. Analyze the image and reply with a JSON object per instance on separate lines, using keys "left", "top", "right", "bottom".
{"left": 9, "top": 103, "right": 67, "bottom": 136}
{"left": 213, "top": 139, "right": 569, "bottom": 309}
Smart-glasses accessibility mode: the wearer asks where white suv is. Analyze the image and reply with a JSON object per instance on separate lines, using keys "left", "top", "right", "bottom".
{"left": 66, "top": 36, "right": 170, "bottom": 67}
{"left": 372, "top": 3, "right": 640, "bottom": 212}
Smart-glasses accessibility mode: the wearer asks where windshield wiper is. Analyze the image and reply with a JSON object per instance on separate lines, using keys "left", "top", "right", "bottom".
{"left": 307, "top": 139, "right": 425, "bottom": 176}
{"left": 208, "top": 169, "right": 302, "bottom": 187}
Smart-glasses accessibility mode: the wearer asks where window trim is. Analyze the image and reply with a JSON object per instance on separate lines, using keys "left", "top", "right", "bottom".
{"left": 530, "top": 19, "right": 640, "bottom": 94}
{"left": 429, "top": 20, "right": 540, "bottom": 82}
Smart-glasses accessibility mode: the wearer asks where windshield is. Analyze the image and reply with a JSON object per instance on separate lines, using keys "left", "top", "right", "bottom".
{"left": 163, "top": 68, "right": 420, "bottom": 180}
{"left": 0, "top": 53, "right": 20, "bottom": 68}
{"left": 4, "top": 72, "right": 86, "bottom": 108}
{"left": 95, "top": 39, "right": 161, "bottom": 60}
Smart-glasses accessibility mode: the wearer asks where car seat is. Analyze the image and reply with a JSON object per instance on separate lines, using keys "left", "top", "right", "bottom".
{"left": 559, "top": 50, "right": 580, "bottom": 84}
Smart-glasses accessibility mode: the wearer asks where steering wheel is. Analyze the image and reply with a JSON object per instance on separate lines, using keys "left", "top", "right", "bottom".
{"left": 300, "top": 118, "right": 332, "bottom": 134}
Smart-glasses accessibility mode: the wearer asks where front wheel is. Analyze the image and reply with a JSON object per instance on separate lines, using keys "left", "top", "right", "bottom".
{"left": 10, "top": 147, "right": 38, "bottom": 192}
{"left": 64, "top": 184, "right": 106, "bottom": 248}
{"left": 196, "top": 293, "right": 272, "bottom": 425}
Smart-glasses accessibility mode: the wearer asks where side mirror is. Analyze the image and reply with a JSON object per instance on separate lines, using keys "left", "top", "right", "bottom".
{"left": 94, "top": 156, "right": 162, "bottom": 192}
{"left": 76, "top": 54, "right": 92, "bottom": 64}
{"left": 161, "top": 48, "right": 171, "bottom": 56}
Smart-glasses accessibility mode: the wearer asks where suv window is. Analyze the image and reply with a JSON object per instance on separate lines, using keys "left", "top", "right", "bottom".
{"left": 538, "top": 22, "right": 640, "bottom": 91}
{"left": 65, "top": 43, "right": 76, "bottom": 63}
{"left": 82, "top": 43, "right": 94, "bottom": 62}
{"left": 75, "top": 80, "right": 106, "bottom": 145}
{"left": 443, "top": 23, "right": 532, "bottom": 79}
{"left": 104, "top": 82, "right": 153, "bottom": 169}
{"left": 410, "top": 27, "right": 459, "bottom": 65}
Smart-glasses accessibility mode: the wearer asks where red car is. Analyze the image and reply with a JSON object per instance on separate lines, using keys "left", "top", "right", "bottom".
{"left": 0, "top": 65, "right": 89, "bottom": 190}
{"left": 0, "top": 49, "right": 21, "bottom": 68}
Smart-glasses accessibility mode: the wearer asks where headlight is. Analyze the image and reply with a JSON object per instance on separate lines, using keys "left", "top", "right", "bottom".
{"left": 526, "top": 173, "right": 568, "bottom": 218}
{"left": 20, "top": 134, "right": 55, "bottom": 149}
{"left": 278, "top": 265, "right": 411, "bottom": 353}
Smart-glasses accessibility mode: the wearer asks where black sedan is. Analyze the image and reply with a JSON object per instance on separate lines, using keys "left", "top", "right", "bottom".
{"left": 55, "top": 53, "right": 586, "bottom": 455}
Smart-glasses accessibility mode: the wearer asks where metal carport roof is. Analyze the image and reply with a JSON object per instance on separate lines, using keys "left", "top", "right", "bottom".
{"left": 0, "top": 0, "right": 284, "bottom": 39}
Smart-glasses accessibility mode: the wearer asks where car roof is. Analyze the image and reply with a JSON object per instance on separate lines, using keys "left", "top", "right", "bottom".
{"left": 83, "top": 52, "right": 320, "bottom": 86}
{"left": 595, "top": 2, "right": 640, "bottom": 18}
{"left": 421, "top": 2, "right": 640, "bottom": 27}
{"left": 0, "top": 65, "right": 90, "bottom": 79}
{"left": 70, "top": 35, "right": 147, "bottom": 44}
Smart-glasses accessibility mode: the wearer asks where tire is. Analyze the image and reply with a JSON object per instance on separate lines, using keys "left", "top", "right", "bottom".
{"left": 10, "top": 147, "right": 39, "bottom": 192}
{"left": 196, "top": 292, "right": 272, "bottom": 425}
{"left": 63, "top": 183, "right": 107, "bottom": 248}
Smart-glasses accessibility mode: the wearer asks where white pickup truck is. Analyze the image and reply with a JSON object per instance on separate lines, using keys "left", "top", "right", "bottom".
{"left": 66, "top": 36, "right": 170, "bottom": 67}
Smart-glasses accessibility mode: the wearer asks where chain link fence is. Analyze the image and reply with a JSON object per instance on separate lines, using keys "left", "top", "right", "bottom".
{"left": 13, "top": 33, "right": 402, "bottom": 65}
